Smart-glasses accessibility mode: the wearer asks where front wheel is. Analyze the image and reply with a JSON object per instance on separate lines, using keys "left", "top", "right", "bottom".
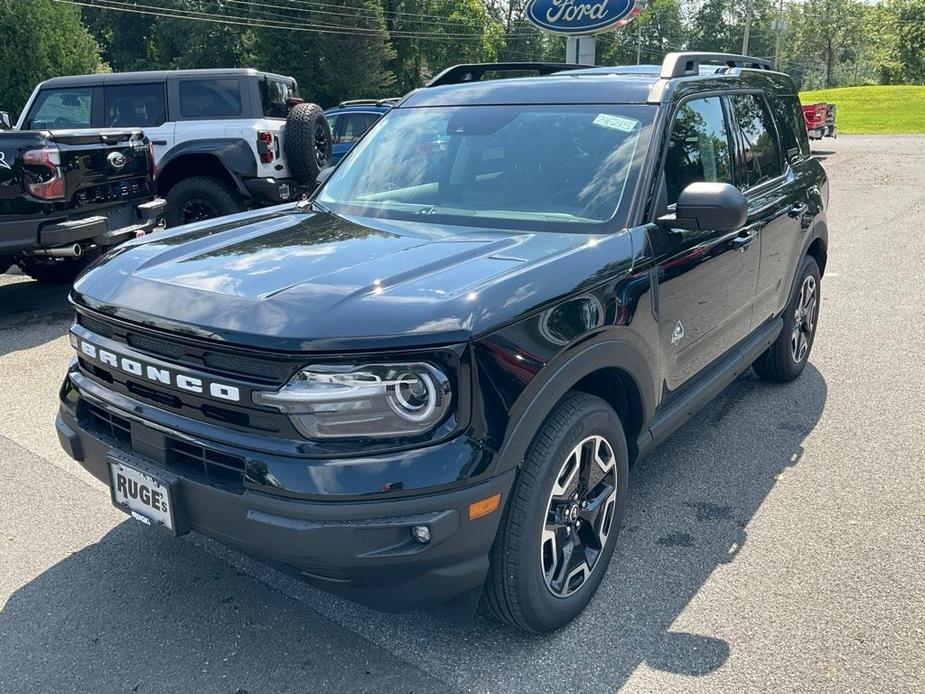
{"left": 753, "top": 255, "right": 821, "bottom": 382}
{"left": 484, "top": 392, "right": 629, "bottom": 633}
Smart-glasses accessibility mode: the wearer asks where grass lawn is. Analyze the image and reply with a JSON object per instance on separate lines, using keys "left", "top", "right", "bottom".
{"left": 799, "top": 85, "right": 925, "bottom": 134}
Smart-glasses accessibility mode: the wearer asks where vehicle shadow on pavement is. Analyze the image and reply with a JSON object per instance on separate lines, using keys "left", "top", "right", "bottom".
{"left": 0, "top": 513, "right": 450, "bottom": 693}
{"left": 0, "top": 272, "right": 72, "bottom": 356}
{"left": 0, "top": 365, "right": 827, "bottom": 693}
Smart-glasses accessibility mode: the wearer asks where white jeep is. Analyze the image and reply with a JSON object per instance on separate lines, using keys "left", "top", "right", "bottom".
{"left": 17, "top": 68, "right": 331, "bottom": 226}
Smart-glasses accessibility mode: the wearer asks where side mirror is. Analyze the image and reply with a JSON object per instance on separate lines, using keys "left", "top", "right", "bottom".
{"left": 0, "top": 111, "right": 11, "bottom": 130}
{"left": 659, "top": 182, "right": 747, "bottom": 233}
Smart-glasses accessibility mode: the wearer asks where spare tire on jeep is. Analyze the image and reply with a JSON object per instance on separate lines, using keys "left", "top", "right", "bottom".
{"left": 284, "top": 103, "right": 333, "bottom": 186}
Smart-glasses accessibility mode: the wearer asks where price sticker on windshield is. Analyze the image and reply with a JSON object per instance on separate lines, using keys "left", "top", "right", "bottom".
{"left": 593, "top": 114, "right": 639, "bottom": 132}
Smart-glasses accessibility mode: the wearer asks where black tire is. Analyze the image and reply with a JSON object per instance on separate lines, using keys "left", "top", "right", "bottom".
{"left": 753, "top": 255, "right": 821, "bottom": 382}
{"left": 165, "top": 176, "right": 245, "bottom": 227}
{"left": 284, "top": 102, "right": 332, "bottom": 186}
{"left": 17, "top": 248, "right": 100, "bottom": 285}
{"left": 484, "top": 392, "right": 629, "bottom": 633}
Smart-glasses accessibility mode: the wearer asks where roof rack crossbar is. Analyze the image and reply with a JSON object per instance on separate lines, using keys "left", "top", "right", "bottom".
{"left": 337, "top": 98, "right": 400, "bottom": 108}
{"left": 426, "top": 62, "right": 587, "bottom": 88}
{"left": 660, "top": 52, "right": 774, "bottom": 79}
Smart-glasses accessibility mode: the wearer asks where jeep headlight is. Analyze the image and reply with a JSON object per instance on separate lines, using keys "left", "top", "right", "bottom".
{"left": 253, "top": 362, "right": 452, "bottom": 439}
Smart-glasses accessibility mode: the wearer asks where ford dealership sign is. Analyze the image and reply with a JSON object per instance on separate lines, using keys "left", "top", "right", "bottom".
{"left": 527, "top": 0, "right": 639, "bottom": 35}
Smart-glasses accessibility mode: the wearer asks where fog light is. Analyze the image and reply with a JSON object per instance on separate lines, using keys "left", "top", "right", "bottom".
{"left": 410, "top": 525, "right": 430, "bottom": 544}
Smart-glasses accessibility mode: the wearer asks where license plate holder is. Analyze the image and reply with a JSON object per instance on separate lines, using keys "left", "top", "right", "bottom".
{"left": 107, "top": 450, "right": 181, "bottom": 535}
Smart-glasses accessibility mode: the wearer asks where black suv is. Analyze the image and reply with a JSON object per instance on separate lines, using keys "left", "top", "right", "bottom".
{"left": 56, "top": 53, "right": 828, "bottom": 633}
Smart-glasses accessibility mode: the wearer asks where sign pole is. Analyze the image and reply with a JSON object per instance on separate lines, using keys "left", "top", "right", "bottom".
{"left": 566, "top": 35, "right": 597, "bottom": 65}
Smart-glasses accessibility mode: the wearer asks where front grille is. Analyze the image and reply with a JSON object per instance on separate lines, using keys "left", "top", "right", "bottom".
{"left": 76, "top": 312, "right": 298, "bottom": 383}
{"left": 81, "top": 401, "right": 245, "bottom": 494}
{"left": 84, "top": 402, "right": 131, "bottom": 445}
{"left": 167, "top": 439, "right": 245, "bottom": 493}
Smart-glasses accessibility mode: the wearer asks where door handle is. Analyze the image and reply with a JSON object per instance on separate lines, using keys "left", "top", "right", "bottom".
{"left": 730, "top": 225, "right": 760, "bottom": 250}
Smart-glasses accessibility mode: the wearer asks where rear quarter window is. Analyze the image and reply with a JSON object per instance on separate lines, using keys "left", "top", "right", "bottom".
{"left": 770, "top": 94, "right": 811, "bottom": 164}
{"left": 178, "top": 78, "right": 243, "bottom": 119}
{"left": 259, "top": 78, "right": 297, "bottom": 119}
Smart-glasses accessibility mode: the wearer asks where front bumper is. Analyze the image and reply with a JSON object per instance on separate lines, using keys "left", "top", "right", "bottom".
{"left": 56, "top": 384, "right": 515, "bottom": 613}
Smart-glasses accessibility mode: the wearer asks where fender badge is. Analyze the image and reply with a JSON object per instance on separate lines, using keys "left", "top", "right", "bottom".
{"left": 671, "top": 320, "right": 684, "bottom": 345}
{"left": 0, "top": 151, "right": 10, "bottom": 170}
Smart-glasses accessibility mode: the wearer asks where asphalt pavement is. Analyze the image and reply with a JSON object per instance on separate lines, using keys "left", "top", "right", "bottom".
{"left": 1, "top": 135, "right": 923, "bottom": 693}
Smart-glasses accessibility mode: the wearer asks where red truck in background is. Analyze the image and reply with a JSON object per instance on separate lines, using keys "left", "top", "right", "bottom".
{"left": 803, "top": 102, "right": 837, "bottom": 140}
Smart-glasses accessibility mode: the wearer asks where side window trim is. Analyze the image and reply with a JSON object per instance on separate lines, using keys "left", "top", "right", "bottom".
{"left": 726, "top": 91, "right": 789, "bottom": 196}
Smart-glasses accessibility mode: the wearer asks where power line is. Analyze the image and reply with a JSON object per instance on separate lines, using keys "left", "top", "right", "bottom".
{"left": 209, "top": 0, "right": 502, "bottom": 32}
{"left": 61, "top": 0, "right": 521, "bottom": 40}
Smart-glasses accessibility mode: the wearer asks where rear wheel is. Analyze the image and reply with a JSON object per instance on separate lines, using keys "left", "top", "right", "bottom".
{"left": 484, "top": 392, "right": 629, "bottom": 633}
{"left": 165, "top": 176, "right": 245, "bottom": 227}
{"left": 753, "top": 255, "right": 821, "bottom": 382}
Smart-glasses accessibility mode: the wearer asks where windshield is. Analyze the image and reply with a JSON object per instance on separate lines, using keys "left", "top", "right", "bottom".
{"left": 318, "top": 104, "right": 653, "bottom": 231}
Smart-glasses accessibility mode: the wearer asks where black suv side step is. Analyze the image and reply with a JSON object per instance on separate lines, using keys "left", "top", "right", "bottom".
{"left": 638, "top": 318, "right": 783, "bottom": 459}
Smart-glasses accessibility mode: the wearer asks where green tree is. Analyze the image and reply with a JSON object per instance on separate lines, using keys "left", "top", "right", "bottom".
{"left": 0, "top": 0, "right": 103, "bottom": 118}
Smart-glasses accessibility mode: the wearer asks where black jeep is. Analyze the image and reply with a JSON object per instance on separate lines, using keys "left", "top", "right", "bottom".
{"left": 56, "top": 53, "right": 828, "bottom": 633}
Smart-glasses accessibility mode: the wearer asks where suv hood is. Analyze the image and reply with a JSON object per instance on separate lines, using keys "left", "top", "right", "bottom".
{"left": 72, "top": 206, "right": 635, "bottom": 351}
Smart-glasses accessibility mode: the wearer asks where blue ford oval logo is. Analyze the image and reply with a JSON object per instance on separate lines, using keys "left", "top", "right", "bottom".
{"left": 527, "top": 0, "right": 638, "bottom": 34}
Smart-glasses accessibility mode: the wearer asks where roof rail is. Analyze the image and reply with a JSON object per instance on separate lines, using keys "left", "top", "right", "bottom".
{"left": 336, "top": 98, "right": 400, "bottom": 108}
{"left": 426, "top": 62, "right": 586, "bottom": 88}
{"left": 660, "top": 52, "right": 774, "bottom": 79}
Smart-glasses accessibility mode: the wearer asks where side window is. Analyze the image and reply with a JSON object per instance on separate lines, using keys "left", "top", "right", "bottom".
{"left": 334, "top": 112, "right": 382, "bottom": 144}
{"left": 178, "top": 79, "right": 243, "bottom": 119}
{"left": 664, "top": 97, "right": 733, "bottom": 205}
{"left": 326, "top": 114, "right": 340, "bottom": 136}
{"left": 260, "top": 78, "right": 297, "bottom": 119}
{"left": 26, "top": 88, "right": 93, "bottom": 129}
{"left": 731, "top": 94, "right": 784, "bottom": 188}
{"left": 103, "top": 83, "right": 167, "bottom": 128}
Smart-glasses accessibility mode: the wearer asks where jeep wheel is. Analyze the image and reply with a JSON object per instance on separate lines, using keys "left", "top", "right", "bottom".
{"left": 484, "top": 392, "right": 629, "bottom": 633}
{"left": 753, "top": 255, "right": 821, "bottom": 382}
{"left": 18, "top": 248, "right": 100, "bottom": 285}
{"left": 165, "top": 176, "right": 245, "bottom": 227}
{"left": 284, "top": 102, "right": 332, "bottom": 186}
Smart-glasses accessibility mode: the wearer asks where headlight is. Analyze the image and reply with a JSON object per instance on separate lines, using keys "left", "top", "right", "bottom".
{"left": 253, "top": 362, "right": 452, "bottom": 439}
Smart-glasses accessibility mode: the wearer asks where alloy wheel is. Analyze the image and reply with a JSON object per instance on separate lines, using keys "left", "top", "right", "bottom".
{"left": 314, "top": 123, "right": 329, "bottom": 167}
{"left": 790, "top": 275, "right": 818, "bottom": 363}
{"left": 180, "top": 198, "right": 219, "bottom": 224}
{"left": 540, "top": 434, "right": 618, "bottom": 598}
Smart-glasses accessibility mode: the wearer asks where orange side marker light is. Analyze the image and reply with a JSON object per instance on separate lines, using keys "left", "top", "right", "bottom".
{"left": 468, "top": 493, "right": 501, "bottom": 520}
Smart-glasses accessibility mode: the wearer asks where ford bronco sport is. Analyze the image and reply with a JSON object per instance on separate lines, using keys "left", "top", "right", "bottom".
{"left": 19, "top": 69, "right": 330, "bottom": 226}
{"left": 56, "top": 53, "right": 828, "bottom": 633}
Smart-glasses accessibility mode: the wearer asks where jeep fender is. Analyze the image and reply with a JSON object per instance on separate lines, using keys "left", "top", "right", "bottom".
{"left": 493, "top": 335, "right": 657, "bottom": 475}
{"left": 157, "top": 139, "right": 257, "bottom": 197}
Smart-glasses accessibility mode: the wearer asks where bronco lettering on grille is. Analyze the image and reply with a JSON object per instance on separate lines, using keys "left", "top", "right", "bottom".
{"left": 77, "top": 339, "right": 241, "bottom": 402}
